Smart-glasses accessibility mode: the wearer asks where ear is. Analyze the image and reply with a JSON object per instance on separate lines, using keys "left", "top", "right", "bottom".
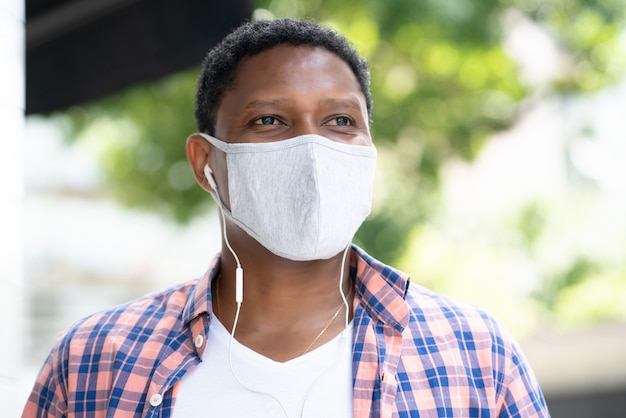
{"left": 186, "top": 133, "right": 215, "bottom": 193}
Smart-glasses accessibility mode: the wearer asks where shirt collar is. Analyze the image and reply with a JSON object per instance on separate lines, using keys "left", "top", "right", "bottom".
{"left": 181, "top": 245, "right": 411, "bottom": 331}
{"left": 182, "top": 254, "right": 221, "bottom": 326}
{"left": 351, "top": 245, "right": 411, "bottom": 332}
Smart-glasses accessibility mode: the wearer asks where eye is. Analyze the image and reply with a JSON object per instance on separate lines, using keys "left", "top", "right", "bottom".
{"left": 326, "top": 116, "right": 353, "bottom": 127}
{"left": 253, "top": 115, "right": 281, "bottom": 125}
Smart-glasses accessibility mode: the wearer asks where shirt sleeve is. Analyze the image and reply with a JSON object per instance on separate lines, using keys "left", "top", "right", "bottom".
{"left": 496, "top": 337, "right": 550, "bottom": 417}
{"left": 22, "top": 338, "right": 69, "bottom": 418}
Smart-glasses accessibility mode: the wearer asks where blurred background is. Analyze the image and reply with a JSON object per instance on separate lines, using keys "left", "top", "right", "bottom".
{"left": 3, "top": 0, "right": 626, "bottom": 416}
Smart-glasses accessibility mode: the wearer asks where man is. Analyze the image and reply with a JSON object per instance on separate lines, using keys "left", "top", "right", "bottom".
{"left": 23, "top": 18, "right": 549, "bottom": 417}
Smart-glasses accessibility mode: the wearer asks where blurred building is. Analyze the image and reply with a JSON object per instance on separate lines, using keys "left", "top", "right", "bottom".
{"left": 523, "top": 321, "right": 626, "bottom": 416}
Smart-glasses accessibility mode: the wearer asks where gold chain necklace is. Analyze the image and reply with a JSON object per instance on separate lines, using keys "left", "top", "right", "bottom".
{"left": 301, "top": 289, "right": 351, "bottom": 355}
{"left": 214, "top": 274, "right": 352, "bottom": 356}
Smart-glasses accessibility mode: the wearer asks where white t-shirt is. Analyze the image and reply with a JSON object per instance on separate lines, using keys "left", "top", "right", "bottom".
{"left": 172, "top": 317, "right": 353, "bottom": 418}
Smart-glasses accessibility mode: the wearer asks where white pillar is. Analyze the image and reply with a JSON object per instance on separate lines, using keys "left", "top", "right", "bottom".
{"left": 0, "top": 0, "right": 24, "bottom": 416}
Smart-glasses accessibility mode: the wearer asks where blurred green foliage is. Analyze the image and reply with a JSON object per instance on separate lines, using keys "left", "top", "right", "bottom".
{"left": 62, "top": 72, "right": 207, "bottom": 222}
{"left": 51, "top": 0, "right": 626, "bottom": 327}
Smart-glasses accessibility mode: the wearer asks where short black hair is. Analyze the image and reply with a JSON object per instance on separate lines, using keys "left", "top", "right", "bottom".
{"left": 195, "top": 18, "right": 372, "bottom": 135}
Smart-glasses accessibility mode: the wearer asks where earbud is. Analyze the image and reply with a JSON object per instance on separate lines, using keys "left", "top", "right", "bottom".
{"left": 204, "top": 164, "right": 218, "bottom": 190}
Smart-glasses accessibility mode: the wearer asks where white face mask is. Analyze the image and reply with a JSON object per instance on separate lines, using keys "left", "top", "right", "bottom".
{"left": 199, "top": 133, "right": 377, "bottom": 261}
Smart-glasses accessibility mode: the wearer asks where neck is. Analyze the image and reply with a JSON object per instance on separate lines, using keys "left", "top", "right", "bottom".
{"left": 214, "top": 238, "right": 354, "bottom": 362}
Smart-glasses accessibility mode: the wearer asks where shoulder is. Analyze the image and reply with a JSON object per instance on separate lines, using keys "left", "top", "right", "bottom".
{"left": 396, "top": 280, "right": 530, "bottom": 386}
{"left": 402, "top": 281, "right": 518, "bottom": 358}
{"left": 23, "top": 278, "right": 204, "bottom": 416}
{"left": 353, "top": 248, "right": 548, "bottom": 415}
{"left": 402, "top": 283, "right": 548, "bottom": 409}
{"left": 401, "top": 284, "right": 548, "bottom": 410}
{"left": 405, "top": 282, "right": 502, "bottom": 335}
{"left": 54, "top": 278, "right": 202, "bottom": 355}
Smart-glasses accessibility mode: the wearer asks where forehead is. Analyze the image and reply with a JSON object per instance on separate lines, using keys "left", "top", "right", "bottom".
{"left": 226, "top": 44, "right": 364, "bottom": 104}
{"left": 238, "top": 43, "right": 352, "bottom": 75}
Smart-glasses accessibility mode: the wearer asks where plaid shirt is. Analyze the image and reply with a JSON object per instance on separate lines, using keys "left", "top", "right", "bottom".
{"left": 23, "top": 245, "right": 549, "bottom": 417}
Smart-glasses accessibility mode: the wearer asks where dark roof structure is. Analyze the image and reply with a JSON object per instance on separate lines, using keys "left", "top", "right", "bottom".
{"left": 26, "top": 0, "right": 252, "bottom": 114}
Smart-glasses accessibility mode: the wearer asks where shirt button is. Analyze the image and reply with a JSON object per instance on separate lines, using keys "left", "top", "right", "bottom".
{"left": 194, "top": 334, "right": 204, "bottom": 348}
{"left": 149, "top": 393, "right": 163, "bottom": 407}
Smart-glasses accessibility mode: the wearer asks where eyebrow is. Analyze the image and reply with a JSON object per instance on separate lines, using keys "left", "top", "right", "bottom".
{"left": 245, "top": 98, "right": 362, "bottom": 110}
{"left": 245, "top": 99, "right": 294, "bottom": 109}
{"left": 318, "top": 98, "right": 362, "bottom": 110}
